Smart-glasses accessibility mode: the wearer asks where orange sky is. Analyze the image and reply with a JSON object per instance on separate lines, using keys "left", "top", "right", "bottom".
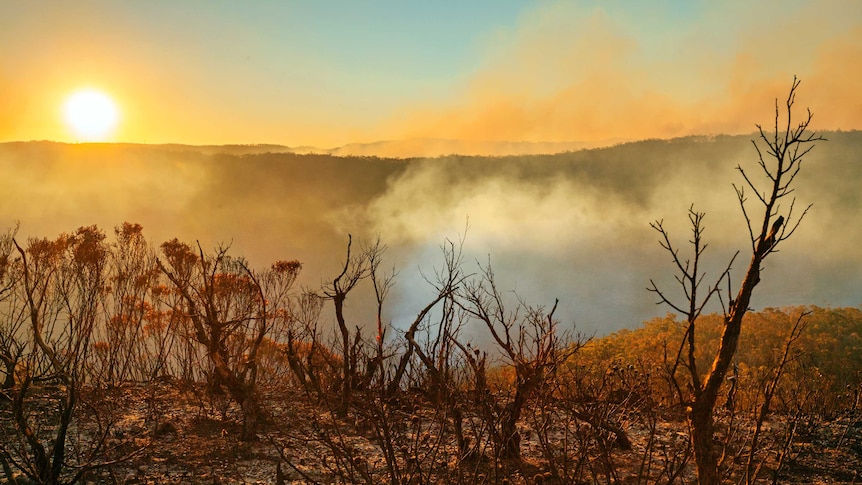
{"left": 1, "top": 1, "right": 860, "bottom": 149}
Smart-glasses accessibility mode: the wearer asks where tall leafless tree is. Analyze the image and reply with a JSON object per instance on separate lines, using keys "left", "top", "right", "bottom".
{"left": 649, "top": 77, "right": 823, "bottom": 485}
{"left": 322, "top": 235, "right": 376, "bottom": 416}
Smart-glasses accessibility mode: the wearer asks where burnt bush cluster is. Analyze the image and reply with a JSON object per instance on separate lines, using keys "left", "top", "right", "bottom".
{"left": 0, "top": 221, "right": 859, "bottom": 484}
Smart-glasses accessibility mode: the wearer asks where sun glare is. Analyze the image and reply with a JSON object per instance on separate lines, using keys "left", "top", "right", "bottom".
{"left": 63, "top": 89, "right": 119, "bottom": 141}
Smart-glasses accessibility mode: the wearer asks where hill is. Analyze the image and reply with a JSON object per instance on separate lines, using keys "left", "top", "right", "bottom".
{"left": 0, "top": 131, "right": 859, "bottom": 335}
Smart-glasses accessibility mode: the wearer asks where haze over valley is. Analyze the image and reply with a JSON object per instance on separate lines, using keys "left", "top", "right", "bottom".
{"left": 2, "top": 131, "right": 858, "bottom": 336}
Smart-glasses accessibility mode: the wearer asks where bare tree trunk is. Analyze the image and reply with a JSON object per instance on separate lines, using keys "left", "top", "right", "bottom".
{"left": 323, "top": 235, "right": 374, "bottom": 416}
{"left": 650, "top": 77, "right": 822, "bottom": 485}
{"left": 689, "top": 399, "right": 719, "bottom": 484}
{"left": 334, "top": 293, "right": 352, "bottom": 416}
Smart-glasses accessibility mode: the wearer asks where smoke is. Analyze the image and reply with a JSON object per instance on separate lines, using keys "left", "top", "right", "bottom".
{"left": 0, "top": 143, "right": 206, "bottom": 243}
{"left": 360, "top": 140, "right": 745, "bottom": 332}
{"left": 1, "top": 132, "right": 859, "bottom": 338}
{"left": 361, "top": 131, "right": 862, "bottom": 334}
{"left": 381, "top": 1, "right": 862, "bottom": 152}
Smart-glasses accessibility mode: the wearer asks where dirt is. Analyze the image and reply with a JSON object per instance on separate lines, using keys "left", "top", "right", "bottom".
{"left": 2, "top": 380, "right": 860, "bottom": 484}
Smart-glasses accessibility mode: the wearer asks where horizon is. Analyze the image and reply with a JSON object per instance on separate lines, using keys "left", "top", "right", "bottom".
{"left": 6, "top": 128, "right": 851, "bottom": 158}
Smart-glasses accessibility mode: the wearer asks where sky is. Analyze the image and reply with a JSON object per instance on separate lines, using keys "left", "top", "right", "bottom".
{"left": 2, "top": 0, "right": 861, "bottom": 149}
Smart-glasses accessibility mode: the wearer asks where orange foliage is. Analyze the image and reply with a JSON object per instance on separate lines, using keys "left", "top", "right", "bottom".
{"left": 271, "top": 260, "right": 301, "bottom": 275}
{"left": 486, "top": 365, "right": 517, "bottom": 393}
{"left": 576, "top": 306, "right": 862, "bottom": 407}
{"left": 69, "top": 225, "right": 107, "bottom": 267}
{"left": 160, "top": 238, "right": 197, "bottom": 270}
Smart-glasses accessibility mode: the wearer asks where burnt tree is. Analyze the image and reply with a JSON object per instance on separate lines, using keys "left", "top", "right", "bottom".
{"left": 157, "top": 239, "right": 300, "bottom": 440}
{"left": 649, "top": 77, "right": 822, "bottom": 485}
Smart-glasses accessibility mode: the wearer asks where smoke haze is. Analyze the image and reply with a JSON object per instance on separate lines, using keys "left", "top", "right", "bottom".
{"left": 385, "top": 2, "right": 862, "bottom": 153}
{"left": 1, "top": 132, "right": 859, "bottom": 336}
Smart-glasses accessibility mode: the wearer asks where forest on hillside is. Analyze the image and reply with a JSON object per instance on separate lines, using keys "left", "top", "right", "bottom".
{"left": 3, "top": 129, "right": 862, "bottom": 335}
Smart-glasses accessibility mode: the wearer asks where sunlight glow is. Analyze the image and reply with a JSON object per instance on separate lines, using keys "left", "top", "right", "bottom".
{"left": 63, "top": 89, "right": 119, "bottom": 141}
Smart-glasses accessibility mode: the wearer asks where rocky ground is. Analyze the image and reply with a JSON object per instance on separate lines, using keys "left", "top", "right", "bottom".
{"left": 2, "top": 380, "right": 860, "bottom": 484}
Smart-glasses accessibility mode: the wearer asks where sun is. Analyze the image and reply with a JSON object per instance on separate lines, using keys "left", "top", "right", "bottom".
{"left": 63, "top": 89, "right": 119, "bottom": 141}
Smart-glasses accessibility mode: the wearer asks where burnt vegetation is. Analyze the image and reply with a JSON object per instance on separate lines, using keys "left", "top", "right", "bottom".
{"left": 2, "top": 82, "right": 861, "bottom": 484}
